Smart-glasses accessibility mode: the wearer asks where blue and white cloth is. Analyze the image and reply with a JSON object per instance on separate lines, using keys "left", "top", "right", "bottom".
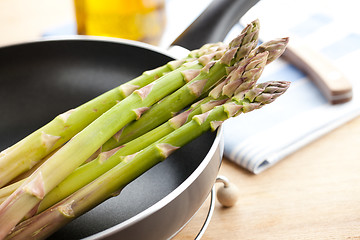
{"left": 223, "top": 0, "right": 360, "bottom": 173}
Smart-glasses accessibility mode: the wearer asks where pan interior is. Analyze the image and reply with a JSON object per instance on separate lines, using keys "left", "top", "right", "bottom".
{"left": 0, "top": 39, "right": 172, "bottom": 149}
{"left": 0, "top": 39, "right": 217, "bottom": 239}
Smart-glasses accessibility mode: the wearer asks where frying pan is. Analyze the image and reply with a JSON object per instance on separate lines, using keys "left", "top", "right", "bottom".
{"left": 0, "top": 0, "right": 258, "bottom": 239}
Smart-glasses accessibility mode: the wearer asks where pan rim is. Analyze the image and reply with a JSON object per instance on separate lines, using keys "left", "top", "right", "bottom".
{"left": 0, "top": 35, "right": 181, "bottom": 60}
{"left": 85, "top": 127, "right": 223, "bottom": 239}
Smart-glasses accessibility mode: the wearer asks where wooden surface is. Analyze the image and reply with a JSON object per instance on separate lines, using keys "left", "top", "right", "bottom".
{"left": 1, "top": 0, "right": 360, "bottom": 239}
{"left": 174, "top": 118, "right": 360, "bottom": 240}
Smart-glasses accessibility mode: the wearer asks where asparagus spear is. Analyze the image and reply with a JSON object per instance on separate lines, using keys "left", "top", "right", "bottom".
{"left": 0, "top": 36, "right": 289, "bottom": 211}
{"left": 0, "top": 37, "right": 288, "bottom": 215}
{"left": 5, "top": 80, "right": 290, "bottom": 240}
{"left": 101, "top": 37, "right": 291, "bottom": 153}
{"left": 0, "top": 42, "right": 226, "bottom": 188}
{"left": 14, "top": 19, "right": 261, "bottom": 212}
{"left": 0, "top": 49, "right": 267, "bottom": 211}
{"left": 31, "top": 49, "right": 269, "bottom": 214}
{"left": 102, "top": 19, "right": 261, "bottom": 151}
{"left": 0, "top": 32, "right": 245, "bottom": 237}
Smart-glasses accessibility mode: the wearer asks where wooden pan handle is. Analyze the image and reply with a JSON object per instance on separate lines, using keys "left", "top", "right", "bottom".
{"left": 282, "top": 41, "right": 353, "bottom": 104}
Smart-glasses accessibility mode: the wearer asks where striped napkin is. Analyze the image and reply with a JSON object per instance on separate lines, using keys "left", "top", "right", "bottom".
{"left": 223, "top": 0, "right": 360, "bottom": 173}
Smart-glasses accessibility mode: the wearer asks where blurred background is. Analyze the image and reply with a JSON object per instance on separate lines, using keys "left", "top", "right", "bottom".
{"left": 1, "top": 0, "right": 360, "bottom": 239}
{"left": 0, "top": 0, "right": 214, "bottom": 48}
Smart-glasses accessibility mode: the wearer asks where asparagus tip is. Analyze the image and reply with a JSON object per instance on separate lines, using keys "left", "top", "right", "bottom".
{"left": 224, "top": 102, "right": 243, "bottom": 117}
{"left": 219, "top": 47, "right": 238, "bottom": 66}
{"left": 201, "top": 99, "right": 228, "bottom": 113}
{"left": 255, "top": 37, "right": 290, "bottom": 64}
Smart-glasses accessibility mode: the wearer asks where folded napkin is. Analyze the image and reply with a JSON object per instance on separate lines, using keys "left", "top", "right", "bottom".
{"left": 223, "top": 0, "right": 360, "bottom": 173}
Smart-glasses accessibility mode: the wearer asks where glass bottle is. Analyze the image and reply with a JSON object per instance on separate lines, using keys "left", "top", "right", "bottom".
{"left": 74, "top": 0, "right": 166, "bottom": 45}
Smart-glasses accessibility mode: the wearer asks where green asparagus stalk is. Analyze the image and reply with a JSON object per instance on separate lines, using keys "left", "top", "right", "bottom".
{"left": 5, "top": 80, "right": 290, "bottom": 240}
{"left": 100, "top": 37, "right": 291, "bottom": 154}
{"left": 0, "top": 35, "right": 288, "bottom": 212}
{"left": 101, "top": 19, "right": 260, "bottom": 151}
{"left": 0, "top": 49, "right": 264, "bottom": 210}
{"left": 0, "top": 33, "right": 239, "bottom": 237}
{"left": 0, "top": 36, "right": 288, "bottom": 214}
{"left": 30, "top": 48, "right": 269, "bottom": 214}
{"left": 0, "top": 42, "right": 226, "bottom": 188}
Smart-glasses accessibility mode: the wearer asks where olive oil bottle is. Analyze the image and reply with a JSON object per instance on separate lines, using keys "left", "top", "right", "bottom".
{"left": 74, "top": 0, "right": 166, "bottom": 45}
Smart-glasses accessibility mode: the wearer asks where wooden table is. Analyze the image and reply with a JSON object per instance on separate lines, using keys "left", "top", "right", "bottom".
{"left": 1, "top": 0, "right": 360, "bottom": 239}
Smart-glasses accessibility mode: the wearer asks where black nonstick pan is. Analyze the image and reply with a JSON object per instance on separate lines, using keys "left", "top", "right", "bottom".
{"left": 0, "top": 0, "right": 258, "bottom": 239}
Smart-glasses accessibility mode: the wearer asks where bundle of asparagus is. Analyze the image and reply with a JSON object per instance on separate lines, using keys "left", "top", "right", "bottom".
{"left": 0, "top": 19, "right": 290, "bottom": 239}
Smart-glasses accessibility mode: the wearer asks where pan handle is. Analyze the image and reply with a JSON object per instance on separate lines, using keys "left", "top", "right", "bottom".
{"left": 193, "top": 176, "right": 239, "bottom": 239}
{"left": 170, "top": 0, "right": 259, "bottom": 50}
